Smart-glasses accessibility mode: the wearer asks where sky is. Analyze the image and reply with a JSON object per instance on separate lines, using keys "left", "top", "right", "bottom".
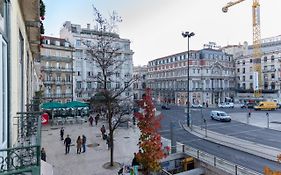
{"left": 44, "top": 0, "right": 281, "bottom": 66}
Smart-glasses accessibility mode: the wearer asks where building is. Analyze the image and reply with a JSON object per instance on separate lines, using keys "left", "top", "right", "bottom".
{"left": 60, "top": 21, "right": 134, "bottom": 101}
{"left": 133, "top": 65, "right": 148, "bottom": 100}
{"left": 0, "top": 0, "right": 42, "bottom": 174}
{"left": 39, "top": 36, "right": 75, "bottom": 103}
{"left": 224, "top": 35, "right": 281, "bottom": 100}
{"left": 147, "top": 45, "right": 236, "bottom": 106}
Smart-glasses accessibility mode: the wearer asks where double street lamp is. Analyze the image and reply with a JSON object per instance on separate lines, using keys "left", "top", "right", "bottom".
{"left": 182, "top": 31, "right": 195, "bottom": 127}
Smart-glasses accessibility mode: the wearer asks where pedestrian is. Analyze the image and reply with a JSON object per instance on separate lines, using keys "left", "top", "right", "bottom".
{"left": 76, "top": 136, "right": 82, "bottom": 154}
{"left": 82, "top": 135, "right": 86, "bottom": 153}
{"left": 95, "top": 114, "right": 100, "bottom": 126}
{"left": 131, "top": 152, "right": 140, "bottom": 166}
{"left": 64, "top": 134, "right": 71, "bottom": 154}
{"left": 100, "top": 125, "right": 106, "bottom": 139}
{"left": 206, "top": 101, "right": 209, "bottom": 108}
{"left": 60, "top": 127, "right": 64, "bottom": 141}
{"left": 41, "top": 147, "right": 46, "bottom": 161}
{"left": 88, "top": 115, "right": 94, "bottom": 126}
{"left": 266, "top": 112, "right": 269, "bottom": 117}
{"left": 106, "top": 133, "right": 111, "bottom": 150}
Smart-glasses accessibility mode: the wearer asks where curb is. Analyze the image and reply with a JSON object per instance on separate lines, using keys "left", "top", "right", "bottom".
{"left": 181, "top": 122, "right": 281, "bottom": 162}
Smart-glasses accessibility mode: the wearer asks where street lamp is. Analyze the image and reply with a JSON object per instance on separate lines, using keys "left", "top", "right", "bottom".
{"left": 182, "top": 31, "right": 195, "bottom": 127}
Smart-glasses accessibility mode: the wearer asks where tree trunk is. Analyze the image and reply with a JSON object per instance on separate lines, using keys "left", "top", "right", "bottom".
{"left": 110, "top": 131, "right": 114, "bottom": 166}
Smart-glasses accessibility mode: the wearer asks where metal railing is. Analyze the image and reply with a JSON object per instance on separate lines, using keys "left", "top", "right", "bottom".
{"left": 0, "top": 112, "right": 42, "bottom": 175}
{"left": 161, "top": 137, "right": 262, "bottom": 175}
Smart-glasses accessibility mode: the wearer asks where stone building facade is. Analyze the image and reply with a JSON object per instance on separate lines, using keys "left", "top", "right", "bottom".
{"left": 133, "top": 65, "right": 148, "bottom": 100}
{"left": 60, "top": 21, "right": 134, "bottom": 101}
{"left": 147, "top": 47, "right": 236, "bottom": 106}
{"left": 39, "top": 36, "right": 75, "bottom": 103}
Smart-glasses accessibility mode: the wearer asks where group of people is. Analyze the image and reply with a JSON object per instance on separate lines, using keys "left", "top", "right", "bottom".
{"left": 88, "top": 113, "right": 100, "bottom": 126}
{"left": 60, "top": 127, "right": 87, "bottom": 154}
{"left": 100, "top": 124, "right": 111, "bottom": 150}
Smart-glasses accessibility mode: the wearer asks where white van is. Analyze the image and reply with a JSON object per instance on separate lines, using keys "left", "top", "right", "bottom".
{"left": 210, "top": 111, "right": 231, "bottom": 122}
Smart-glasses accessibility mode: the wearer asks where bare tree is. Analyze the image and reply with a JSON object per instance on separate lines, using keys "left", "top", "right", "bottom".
{"left": 85, "top": 6, "right": 136, "bottom": 166}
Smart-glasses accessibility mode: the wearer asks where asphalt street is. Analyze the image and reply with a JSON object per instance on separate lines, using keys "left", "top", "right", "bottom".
{"left": 158, "top": 105, "right": 281, "bottom": 173}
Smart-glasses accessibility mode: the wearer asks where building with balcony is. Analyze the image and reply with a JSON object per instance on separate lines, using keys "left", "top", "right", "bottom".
{"left": 133, "top": 65, "right": 148, "bottom": 100}
{"left": 0, "top": 0, "right": 43, "bottom": 174}
{"left": 60, "top": 21, "right": 134, "bottom": 101}
{"left": 147, "top": 45, "right": 236, "bottom": 106}
{"left": 224, "top": 35, "right": 281, "bottom": 100}
{"left": 39, "top": 36, "right": 75, "bottom": 103}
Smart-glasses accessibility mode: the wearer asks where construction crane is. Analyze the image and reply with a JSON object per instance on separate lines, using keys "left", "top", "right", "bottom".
{"left": 222, "top": 0, "right": 262, "bottom": 97}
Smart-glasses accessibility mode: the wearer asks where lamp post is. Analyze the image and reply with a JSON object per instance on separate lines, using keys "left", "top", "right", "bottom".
{"left": 182, "top": 31, "right": 195, "bottom": 127}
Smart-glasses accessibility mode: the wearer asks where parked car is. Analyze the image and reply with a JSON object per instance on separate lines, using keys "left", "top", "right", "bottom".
{"left": 191, "top": 104, "right": 203, "bottom": 108}
{"left": 241, "top": 102, "right": 255, "bottom": 109}
{"left": 161, "top": 105, "right": 170, "bottom": 110}
{"left": 210, "top": 110, "right": 231, "bottom": 122}
{"left": 218, "top": 102, "right": 234, "bottom": 108}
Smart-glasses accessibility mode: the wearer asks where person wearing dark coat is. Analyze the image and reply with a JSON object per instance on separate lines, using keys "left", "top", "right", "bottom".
{"left": 88, "top": 115, "right": 94, "bottom": 126}
{"left": 60, "top": 127, "right": 64, "bottom": 141}
{"left": 64, "top": 135, "right": 71, "bottom": 154}
{"left": 41, "top": 147, "right": 46, "bottom": 161}
{"left": 82, "top": 135, "right": 87, "bottom": 153}
{"left": 131, "top": 152, "right": 140, "bottom": 166}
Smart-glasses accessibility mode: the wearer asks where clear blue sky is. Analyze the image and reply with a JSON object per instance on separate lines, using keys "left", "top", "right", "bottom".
{"left": 44, "top": 0, "right": 281, "bottom": 66}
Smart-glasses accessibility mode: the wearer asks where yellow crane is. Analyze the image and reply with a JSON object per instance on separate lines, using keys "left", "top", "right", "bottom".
{"left": 222, "top": 0, "right": 262, "bottom": 97}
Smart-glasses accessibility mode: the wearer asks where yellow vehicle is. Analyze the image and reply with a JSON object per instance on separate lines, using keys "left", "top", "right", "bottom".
{"left": 254, "top": 101, "right": 277, "bottom": 110}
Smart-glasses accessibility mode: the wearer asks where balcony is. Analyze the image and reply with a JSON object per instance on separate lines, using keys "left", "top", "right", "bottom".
{"left": 0, "top": 111, "right": 41, "bottom": 174}
{"left": 20, "top": 0, "right": 40, "bottom": 60}
{"left": 41, "top": 66, "right": 73, "bottom": 73}
{"left": 40, "top": 55, "right": 73, "bottom": 63}
{"left": 262, "top": 68, "right": 276, "bottom": 73}
{"left": 43, "top": 93, "right": 73, "bottom": 99}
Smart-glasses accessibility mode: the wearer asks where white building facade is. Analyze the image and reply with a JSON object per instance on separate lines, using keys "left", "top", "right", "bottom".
{"left": 60, "top": 21, "right": 134, "bottom": 101}
{"left": 147, "top": 47, "right": 236, "bottom": 106}
{"left": 133, "top": 66, "right": 148, "bottom": 100}
{"left": 224, "top": 35, "right": 281, "bottom": 101}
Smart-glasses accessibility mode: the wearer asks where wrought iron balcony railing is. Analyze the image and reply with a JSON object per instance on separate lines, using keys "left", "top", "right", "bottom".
{"left": 0, "top": 112, "right": 42, "bottom": 175}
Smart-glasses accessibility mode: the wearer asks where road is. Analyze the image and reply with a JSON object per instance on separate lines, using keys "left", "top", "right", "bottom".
{"left": 158, "top": 105, "right": 281, "bottom": 172}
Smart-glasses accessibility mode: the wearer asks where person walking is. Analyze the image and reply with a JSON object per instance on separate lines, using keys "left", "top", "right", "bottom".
{"left": 60, "top": 127, "right": 64, "bottom": 141}
{"left": 95, "top": 114, "right": 100, "bottom": 126}
{"left": 106, "top": 133, "right": 111, "bottom": 150}
{"left": 88, "top": 115, "right": 94, "bottom": 127}
{"left": 41, "top": 147, "right": 46, "bottom": 161}
{"left": 100, "top": 125, "right": 106, "bottom": 140}
{"left": 64, "top": 135, "right": 71, "bottom": 154}
{"left": 82, "top": 135, "right": 87, "bottom": 153}
{"left": 76, "top": 136, "right": 82, "bottom": 154}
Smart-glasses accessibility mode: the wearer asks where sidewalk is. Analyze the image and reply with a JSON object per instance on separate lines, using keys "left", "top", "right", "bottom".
{"left": 181, "top": 123, "right": 281, "bottom": 162}
{"left": 41, "top": 120, "right": 140, "bottom": 175}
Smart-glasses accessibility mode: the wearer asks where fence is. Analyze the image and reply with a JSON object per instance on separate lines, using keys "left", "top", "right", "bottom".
{"left": 161, "top": 137, "right": 263, "bottom": 175}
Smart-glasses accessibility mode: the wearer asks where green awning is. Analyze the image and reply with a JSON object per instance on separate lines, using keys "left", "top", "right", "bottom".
{"left": 41, "top": 102, "right": 64, "bottom": 109}
{"left": 64, "top": 101, "right": 89, "bottom": 108}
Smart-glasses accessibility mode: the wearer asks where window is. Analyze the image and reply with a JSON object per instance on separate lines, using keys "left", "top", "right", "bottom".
{"left": 249, "top": 75, "right": 253, "bottom": 79}
{"left": 87, "top": 82, "right": 91, "bottom": 89}
{"left": 242, "top": 76, "right": 245, "bottom": 81}
{"left": 242, "top": 68, "right": 245, "bottom": 74}
{"left": 77, "top": 71, "right": 80, "bottom": 76}
{"left": 250, "top": 59, "right": 252, "bottom": 63}
{"left": 237, "top": 68, "right": 240, "bottom": 73}
{"left": 242, "top": 60, "right": 245, "bottom": 65}
{"left": 271, "top": 55, "right": 275, "bottom": 62}
{"left": 264, "top": 56, "right": 267, "bottom": 62}
{"left": 77, "top": 81, "right": 82, "bottom": 89}
{"left": 271, "top": 74, "right": 275, "bottom": 79}
{"left": 76, "top": 39, "right": 81, "bottom": 46}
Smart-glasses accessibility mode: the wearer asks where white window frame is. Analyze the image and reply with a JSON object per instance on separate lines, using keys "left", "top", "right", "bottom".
{"left": 0, "top": 34, "right": 8, "bottom": 149}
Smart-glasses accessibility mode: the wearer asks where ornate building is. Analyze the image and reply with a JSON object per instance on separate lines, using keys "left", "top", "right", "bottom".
{"left": 147, "top": 46, "right": 236, "bottom": 106}
{"left": 224, "top": 35, "right": 281, "bottom": 100}
{"left": 133, "top": 65, "right": 148, "bottom": 100}
{"left": 60, "top": 21, "right": 134, "bottom": 101}
{"left": 39, "top": 36, "right": 75, "bottom": 103}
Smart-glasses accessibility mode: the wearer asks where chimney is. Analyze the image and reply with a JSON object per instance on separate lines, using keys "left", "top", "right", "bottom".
{"left": 87, "top": 23, "right": 90, "bottom": 29}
